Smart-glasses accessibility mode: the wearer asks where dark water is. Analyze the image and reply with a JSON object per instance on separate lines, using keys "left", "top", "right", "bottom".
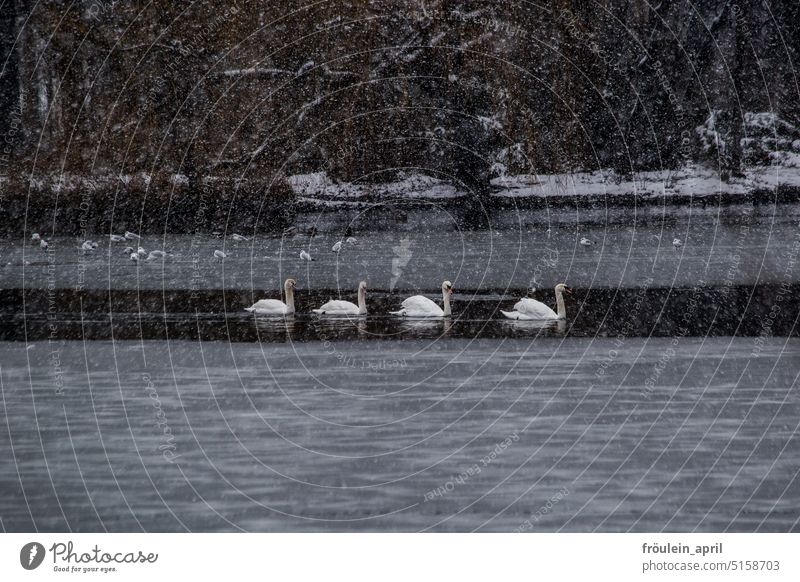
{"left": 0, "top": 338, "right": 798, "bottom": 532}
{"left": 1, "top": 206, "right": 799, "bottom": 532}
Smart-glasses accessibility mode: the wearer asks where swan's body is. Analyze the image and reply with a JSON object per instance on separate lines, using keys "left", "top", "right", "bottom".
{"left": 246, "top": 278, "right": 296, "bottom": 316}
{"left": 501, "top": 283, "right": 572, "bottom": 320}
{"left": 313, "top": 281, "right": 367, "bottom": 315}
{"left": 391, "top": 281, "right": 453, "bottom": 317}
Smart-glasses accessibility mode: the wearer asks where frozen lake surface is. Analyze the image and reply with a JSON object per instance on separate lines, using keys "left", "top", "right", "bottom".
{"left": 1, "top": 338, "right": 798, "bottom": 532}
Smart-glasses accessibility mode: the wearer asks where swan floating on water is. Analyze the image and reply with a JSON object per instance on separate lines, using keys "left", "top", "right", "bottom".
{"left": 391, "top": 280, "right": 453, "bottom": 317}
{"left": 313, "top": 281, "right": 367, "bottom": 316}
{"left": 246, "top": 278, "right": 296, "bottom": 316}
{"left": 501, "top": 283, "right": 572, "bottom": 320}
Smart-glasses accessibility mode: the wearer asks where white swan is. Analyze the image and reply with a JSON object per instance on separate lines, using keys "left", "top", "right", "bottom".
{"left": 246, "top": 278, "right": 296, "bottom": 316}
{"left": 391, "top": 280, "right": 453, "bottom": 317}
{"left": 313, "top": 281, "right": 367, "bottom": 316}
{"left": 501, "top": 283, "right": 572, "bottom": 320}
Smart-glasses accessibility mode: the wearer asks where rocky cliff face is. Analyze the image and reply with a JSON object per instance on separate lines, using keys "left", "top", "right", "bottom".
{"left": 1, "top": 0, "right": 799, "bottom": 232}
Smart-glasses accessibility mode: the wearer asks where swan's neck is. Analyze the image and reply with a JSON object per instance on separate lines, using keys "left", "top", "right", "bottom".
{"left": 442, "top": 289, "right": 451, "bottom": 316}
{"left": 555, "top": 288, "right": 566, "bottom": 319}
{"left": 357, "top": 288, "right": 367, "bottom": 314}
{"left": 285, "top": 286, "right": 295, "bottom": 313}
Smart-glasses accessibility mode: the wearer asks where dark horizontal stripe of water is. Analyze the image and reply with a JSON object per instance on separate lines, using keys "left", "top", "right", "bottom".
{"left": 0, "top": 285, "right": 796, "bottom": 341}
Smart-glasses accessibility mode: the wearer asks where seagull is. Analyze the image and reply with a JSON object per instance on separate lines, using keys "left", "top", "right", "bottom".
{"left": 31, "top": 233, "right": 41, "bottom": 241}
{"left": 137, "top": 246, "right": 147, "bottom": 257}
{"left": 124, "top": 231, "right": 140, "bottom": 240}
{"left": 345, "top": 237, "right": 357, "bottom": 244}
{"left": 580, "top": 237, "right": 593, "bottom": 246}
{"left": 672, "top": 238, "right": 683, "bottom": 249}
{"left": 80, "top": 241, "right": 94, "bottom": 251}
{"left": 40, "top": 239, "right": 48, "bottom": 250}
{"left": 214, "top": 250, "right": 227, "bottom": 260}
{"left": 332, "top": 241, "right": 343, "bottom": 253}
{"left": 231, "top": 234, "right": 248, "bottom": 241}
{"left": 146, "top": 250, "right": 168, "bottom": 261}
{"left": 129, "top": 252, "right": 139, "bottom": 262}
{"left": 110, "top": 234, "right": 126, "bottom": 242}
{"left": 300, "top": 250, "right": 313, "bottom": 261}
{"left": 123, "top": 246, "right": 134, "bottom": 254}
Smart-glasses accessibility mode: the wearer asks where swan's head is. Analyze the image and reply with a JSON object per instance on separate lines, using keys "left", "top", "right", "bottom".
{"left": 555, "top": 283, "right": 572, "bottom": 295}
{"left": 358, "top": 281, "right": 367, "bottom": 292}
{"left": 442, "top": 280, "right": 454, "bottom": 295}
{"left": 284, "top": 278, "right": 297, "bottom": 290}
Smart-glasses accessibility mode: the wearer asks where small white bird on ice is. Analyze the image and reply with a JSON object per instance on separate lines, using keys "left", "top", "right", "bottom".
{"left": 231, "top": 234, "right": 249, "bottom": 241}
{"left": 300, "top": 250, "right": 313, "bottom": 261}
{"left": 123, "top": 246, "right": 134, "bottom": 254}
{"left": 39, "top": 239, "right": 48, "bottom": 250}
{"left": 124, "top": 231, "right": 140, "bottom": 240}
{"left": 31, "top": 233, "right": 41, "bottom": 241}
{"left": 672, "top": 238, "right": 683, "bottom": 249}
{"left": 110, "top": 234, "right": 126, "bottom": 242}
{"left": 580, "top": 237, "right": 593, "bottom": 246}
{"left": 129, "top": 252, "right": 139, "bottom": 262}
{"left": 214, "top": 250, "right": 227, "bottom": 260}
{"left": 345, "top": 237, "right": 357, "bottom": 244}
{"left": 332, "top": 241, "right": 343, "bottom": 253}
{"left": 146, "top": 250, "right": 168, "bottom": 261}
{"left": 80, "top": 240, "right": 95, "bottom": 251}
{"left": 137, "top": 247, "right": 147, "bottom": 257}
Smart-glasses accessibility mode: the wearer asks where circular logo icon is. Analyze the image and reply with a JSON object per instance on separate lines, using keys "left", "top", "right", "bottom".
{"left": 20, "top": 542, "right": 46, "bottom": 570}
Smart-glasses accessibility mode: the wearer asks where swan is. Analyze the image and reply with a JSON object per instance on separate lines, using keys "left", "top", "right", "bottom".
{"left": 246, "top": 278, "right": 297, "bottom": 316}
{"left": 313, "top": 281, "right": 367, "bottom": 316}
{"left": 501, "top": 283, "right": 572, "bottom": 320}
{"left": 391, "top": 280, "right": 453, "bottom": 317}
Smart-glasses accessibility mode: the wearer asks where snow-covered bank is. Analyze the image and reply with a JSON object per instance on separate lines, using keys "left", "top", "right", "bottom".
{"left": 288, "top": 164, "right": 800, "bottom": 208}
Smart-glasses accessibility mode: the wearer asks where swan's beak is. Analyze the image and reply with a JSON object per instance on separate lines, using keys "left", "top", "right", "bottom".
{"left": 565, "top": 286, "right": 573, "bottom": 295}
